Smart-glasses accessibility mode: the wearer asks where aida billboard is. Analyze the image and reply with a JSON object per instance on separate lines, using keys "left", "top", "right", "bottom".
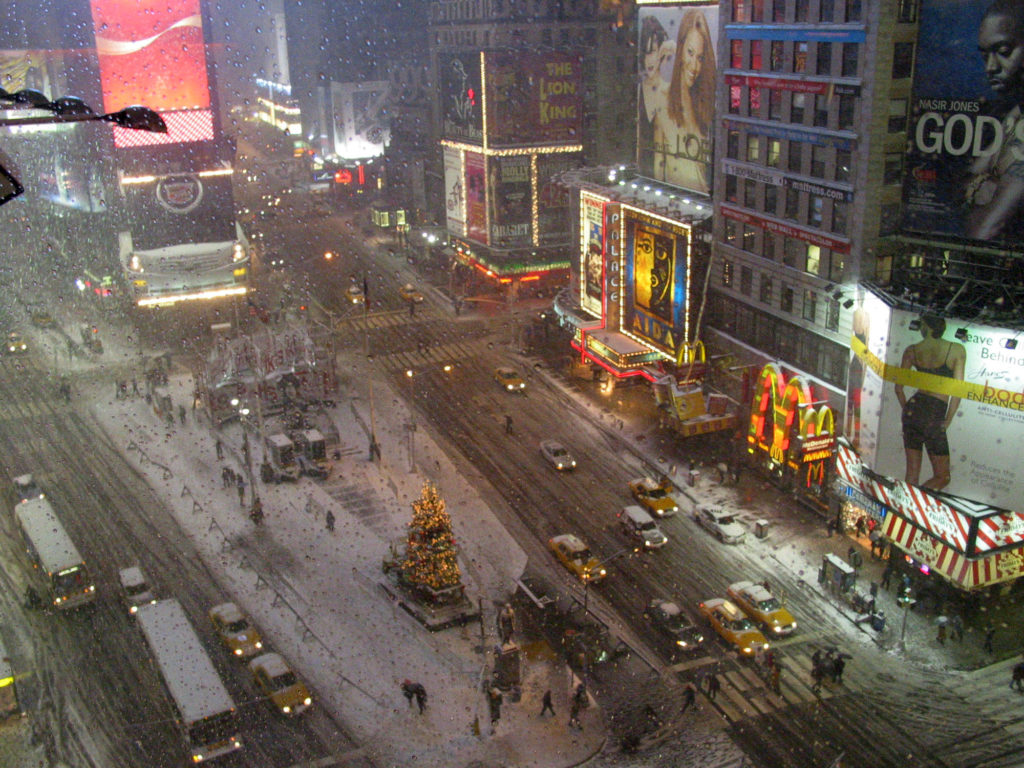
{"left": 484, "top": 51, "right": 582, "bottom": 147}
{"left": 852, "top": 296, "right": 1024, "bottom": 510}
{"left": 637, "top": 3, "right": 719, "bottom": 195}
{"left": 902, "top": 0, "right": 1024, "bottom": 246}
{"left": 440, "top": 54, "right": 483, "bottom": 144}
{"left": 622, "top": 208, "right": 690, "bottom": 356}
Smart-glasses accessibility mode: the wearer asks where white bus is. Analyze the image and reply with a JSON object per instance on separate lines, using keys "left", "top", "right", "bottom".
{"left": 135, "top": 600, "right": 242, "bottom": 763}
{"left": 14, "top": 497, "right": 96, "bottom": 610}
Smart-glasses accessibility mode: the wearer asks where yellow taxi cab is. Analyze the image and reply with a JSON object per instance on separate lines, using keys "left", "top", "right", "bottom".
{"left": 399, "top": 283, "right": 424, "bottom": 303}
{"left": 628, "top": 477, "right": 678, "bottom": 518}
{"left": 250, "top": 652, "right": 312, "bottom": 716}
{"left": 697, "top": 598, "right": 769, "bottom": 656}
{"left": 494, "top": 367, "right": 526, "bottom": 393}
{"left": 548, "top": 534, "right": 606, "bottom": 584}
{"left": 209, "top": 602, "right": 264, "bottom": 659}
{"left": 727, "top": 581, "right": 797, "bottom": 636}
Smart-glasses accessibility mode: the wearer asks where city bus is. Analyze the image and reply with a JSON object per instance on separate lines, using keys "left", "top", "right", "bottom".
{"left": 135, "top": 600, "right": 242, "bottom": 763}
{"left": 13, "top": 497, "right": 96, "bottom": 610}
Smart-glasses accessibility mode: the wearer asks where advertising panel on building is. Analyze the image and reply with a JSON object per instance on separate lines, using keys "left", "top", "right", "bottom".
{"left": 484, "top": 51, "right": 583, "bottom": 147}
{"left": 636, "top": 3, "right": 719, "bottom": 195}
{"left": 488, "top": 155, "right": 532, "bottom": 246}
{"left": 902, "top": 0, "right": 1024, "bottom": 247}
{"left": 851, "top": 299, "right": 1024, "bottom": 511}
{"left": 580, "top": 192, "right": 606, "bottom": 318}
{"left": 439, "top": 53, "right": 483, "bottom": 144}
{"left": 90, "top": 0, "right": 214, "bottom": 146}
{"left": 444, "top": 146, "right": 465, "bottom": 237}
{"left": 622, "top": 207, "right": 690, "bottom": 356}
{"left": 464, "top": 151, "right": 487, "bottom": 242}
{"left": 536, "top": 154, "right": 577, "bottom": 245}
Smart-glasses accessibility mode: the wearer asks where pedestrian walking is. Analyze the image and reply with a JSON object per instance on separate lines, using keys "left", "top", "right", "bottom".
{"left": 951, "top": 614, "right": 964, "bottom": 642}
{"left": 221, "top": 466, "right": 231, "bottom": 489}
{"left": 881, "top": 561, "right": 894, "bottom": 591}
{"left": 504, "top": 414, "right": 513, "bottom": 435}
{"left": 681, "top": 682, "right": 697, "bottom": 713}
{"left": 401, "top": 679, "right": 417, "bottom": 708}
{"left": 833, "top": 655, "right": 846, "bottom": 684}
{"left": 325, "top": 509, "right": 336, "bottom": 532}
{"left": 826, "top": 517, "right": 837, "bottom": 537}
{"left": 540, "top": 689, "right": 555, "bottom": 717}
{"left": 811, "top": 663, "right": 823, "bottom": 693}
{"left": 1011, "top": 662, "right": 1024, "bottom": 692}
{"left": 936, "top": 615, "right": 948, "bottom": 645}
{"left": 414, "top": 683, "right": 427, "bottom": 714}
{"left": 487, "top": 686, "right": 501, "bottom": 729}
{"left": 706, "top": 673, "right": 720, "bottom": 700}
{"left": 215, "top": 438, "right": 223, "bottom": 460}
{"left": 869, "top": 528, "right": 882, "bottom": 559}
{"left": 409, "top": 300, "right": 415, "bottom": 318}
{"left": 131, "top": 378, "right": 139, "bottom": 397}
{"left": 59, "top": 381, "right": 71, "bottom": 402}
{"left": 984, "top": 624, "right": 996, "bottom": 653}
{"left": 856, "top": 516, "right": 868, "bottom": 537}
{"left": 568, "top": 698, "right": 582, "bottom": 730}
{"left": 178, "top": 403, "right": 186, "bottom": 424}
{"left": 236, "top": 473, "right": 245, "bottom": 505}
{"left": 770, "top": 663, "right": 782, "bottom": 695}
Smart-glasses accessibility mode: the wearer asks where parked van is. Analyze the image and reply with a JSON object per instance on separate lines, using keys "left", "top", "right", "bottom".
{"left": 618, "top": 505, "right": 668, "bottom": 550}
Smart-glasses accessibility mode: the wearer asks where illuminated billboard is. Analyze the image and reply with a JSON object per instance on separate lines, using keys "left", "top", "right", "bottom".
{"left": 440, "top": 54, "right": 483, "bottom": 144}
{"left": 580, "top": 192, "right": 606, "bottom": 318}
{"left": 622, "top": 208, "right": 690, "bottom": 356}
{"left": 488, "top": 155, "right": 532, "bottom": 246}
{"left": 636, "top": 3, "right": 719, "bottom": 195}
{"left": 852, "top": 303, "right": 1024, "bottom": 510}
{"left": 90, "top": 0, "right": 210, "bottom": 113}
{"left": 902, "top": 0, "right": 1024, "bottom": 246}
{"left": 331, "top": 81, "right": 390, "bottom": 160}
{"left": 484, "top": 51, "right": 583, "bottom": 147}
{"left": 465, "top": 151, "right": 487, "bottom": 242}
{"left": 536, "top": 153, "right": 577, "bottom": 244}
{"left": 444, "top": 146, "right": 465, "bottom": 236}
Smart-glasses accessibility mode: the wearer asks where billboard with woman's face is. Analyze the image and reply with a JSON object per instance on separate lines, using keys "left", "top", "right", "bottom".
{"left": 853, "top": 304, "right": 1024, "bottom": 510}
{"left": 636, "top": 4, "right": 719, "bottom": 195}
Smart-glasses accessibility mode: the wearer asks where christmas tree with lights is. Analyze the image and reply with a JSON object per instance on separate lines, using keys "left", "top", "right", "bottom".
{"left": 401, "top": 482, "right": 463, "bottom": 602}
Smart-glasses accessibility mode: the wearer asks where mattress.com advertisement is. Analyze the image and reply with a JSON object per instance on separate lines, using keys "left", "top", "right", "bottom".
{"left": 852, "top": 294, "right": 1024, "bottom": 510}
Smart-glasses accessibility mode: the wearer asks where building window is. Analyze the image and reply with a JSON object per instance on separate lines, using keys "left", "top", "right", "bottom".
{"left": 781, "top": 283, "right": 795, "bottom": 313}
{"left": 836, "top": 149, "right": 852, "bottom": 181}
{"left": 747, "top": 135, "right": 761, "bottom": 162}
{"left": 773, "top": 0, "right": 786, "bottom": 22}
{"left": 814, "top": 95, "right": 830, "bottom": 127}
{"left": 892, "top": 42, "right": 915, "bottom": 79}
{"left": 796, "top": 0, "right": 810, "bottom": 21}
{"left": 722, "top": 259, "right": 734, "bottom": 286}
{"left": 846, "top": 0, "right": 863, "bottom": 21}
{"left": 805, "top": 244, "right": 822, "bottom": 275}
{"left": 760, "top": 275, "right": 773, "bottom": 303}
{"left": 725, "top": 174, "right": 738, "bottom": 203}
{"left": 817, "top": 43, "right": 832, "bottom": 75}
{"left": 802, "top": 288, "right": 817, "bottom": 321}
{"left": 811, "top": 145, "right": 827, "bottom": 178}
{"left": 833, "top": 200, "right": 849, "bottom": 234}
{"left": 788, "top": 143, "right": 803, "bottom": 173}
{"left": 763, "top": 232, "right": 776, "bottom": 260}
{"left": 838, "top": 94, "right": 856, "bottom": 128}
{"left": 795, "top": 42, "right": 808, "bottom": 73}
{"left": 732, "top": 0, "right": 744, "bottom": 21}
{"left": 880, "top": 203, "right": 901, "bottom": 236}
{"left": 725, "top": 218, "right": 739, "bottom": 245}
{"left": 751, "top": 0, "right": 764, "bottom": 22}
{"left": 743, "top": 225, "right": 757, "bottom": 252}
{"left": 765, "top": 184, "right": 778, "bottom": 214}
{"left": 783, "top": 235, "right": 803, "bottom": 267}
{"left": 769, "top": 89, "right": 783, "bottom": 121}
{"left": 888, "top": 98, "right": 908, "bottom": 133}
{"left": 767, "top": 139, "right": 782, "bottom": 167}
{"left": 825, "top": 298, "right": 840, "bottom": 331}
{"left": 810, "top": 195, "right": 824, "bottom": 228}
{"left": 727, "top": 130, "right": 740, "bottom": 159}
{"left": 744, "top": 177, "right": 757, "bottom": 205}
{"left": 792, "top": 92, "right": 806, "bottom": 124}
{"left": 750, "top": 87, "right": 762, "bottom": 113}
{"left": 751, "top": 40, "right": 763, "bottom": 69}
{"left": 820, "top": 0, "right": 835, "bottom": 21}
{"left": 730, "top": 85, "right": 742, "bottom": 114}
{"left": 897, "top": 0, "right": 917, "bottom": 22}
{"left": 740, "top": 265, "right": 753, "bottom": 295}
{"left": 771, "top": 41, "right": 785, "bottom": 72}
{"left": 884, "top": 153, "right": 904, "bottom": 185}
{"left": 731, "top": 40, "right": 744, "bottom": 68}
{"left": 841, "top": 44, "right": 859, "bottom": 77}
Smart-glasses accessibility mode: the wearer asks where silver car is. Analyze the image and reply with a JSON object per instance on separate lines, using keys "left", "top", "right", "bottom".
{"left": 694, "top": 506, "right": 746, "bottom": 544}
{"left": 540, "top": 440, "right": 576, "bottom": 471}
